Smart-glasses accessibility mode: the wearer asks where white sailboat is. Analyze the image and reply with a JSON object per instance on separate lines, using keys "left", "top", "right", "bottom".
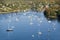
{"left": 6, "top": 14, "right": 13, "bottom": 32}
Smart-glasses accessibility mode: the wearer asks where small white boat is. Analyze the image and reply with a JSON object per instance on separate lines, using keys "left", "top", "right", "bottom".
{"left": 6, "top": 28, "right": 13, "bottom": 31}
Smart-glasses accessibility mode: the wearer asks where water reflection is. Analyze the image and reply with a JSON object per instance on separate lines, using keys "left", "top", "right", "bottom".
{"left": 0, "top": 11, "right": 60, "bottom": 40}
{"left": 44, "top": 11, "right": 60, "bottom": 23}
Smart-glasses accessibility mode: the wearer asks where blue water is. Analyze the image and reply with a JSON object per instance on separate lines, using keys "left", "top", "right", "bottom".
{"left": 0, "top": 11, "right": 60, "bottom": 40}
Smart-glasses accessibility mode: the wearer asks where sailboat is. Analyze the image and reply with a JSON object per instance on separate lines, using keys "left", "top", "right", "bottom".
{"left": 6, "top": 14, "right": 13, "bottom": 32}
{"left": 6, "top": 25, "right": 14, "bottom": 32}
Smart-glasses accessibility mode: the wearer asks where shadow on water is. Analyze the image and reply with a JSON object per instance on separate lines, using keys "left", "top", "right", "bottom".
{"left": 57, "top": 15, "right": 60, "bottom": 22}
{"left": 44, "top": 10, "right": 60, "bottom": 23}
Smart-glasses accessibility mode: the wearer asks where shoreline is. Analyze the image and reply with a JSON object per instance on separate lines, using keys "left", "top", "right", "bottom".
{"left": 0, "top": 9, "right": 30, "bottom": 14}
